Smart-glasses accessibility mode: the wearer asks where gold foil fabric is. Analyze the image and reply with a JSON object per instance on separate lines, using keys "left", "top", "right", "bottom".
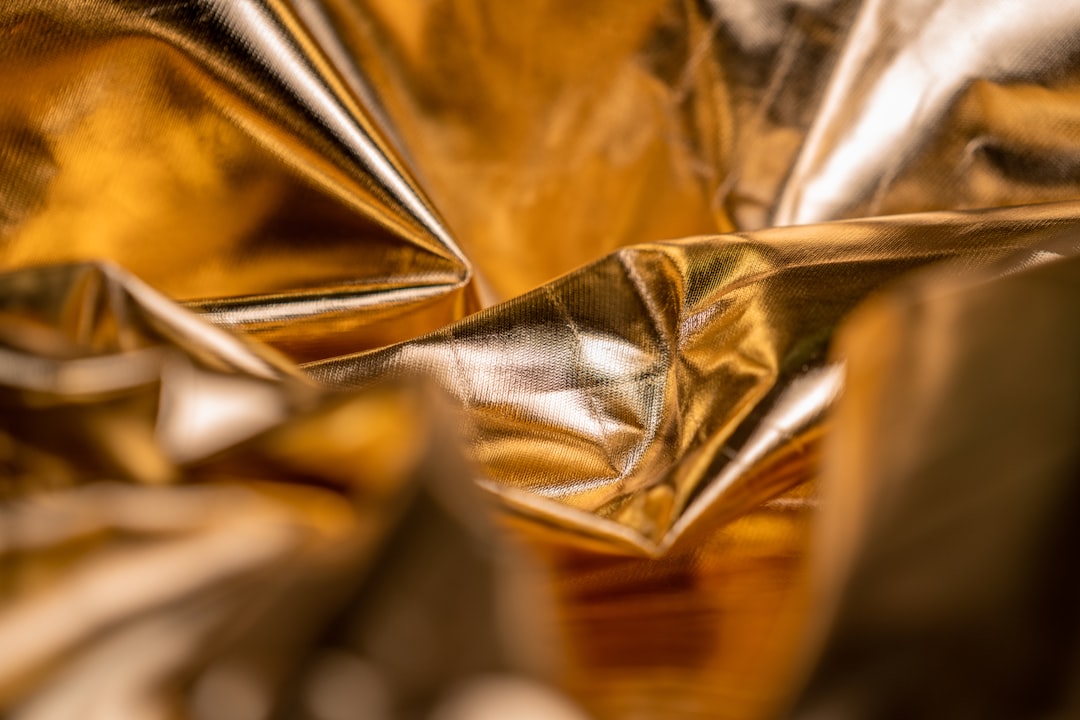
{"left": 0, "top": 0, "right": 475, "bottom": 361}
{"left": 310, "top": 200, "right": 1080, "bottom": 553}
{"left": 0, "top": 262, "right": 563, "bottom": 719}
{"left": 790, "top": 237, "right": 1080, "bottom": 718}
{"left": 2, "top": 0, "right": 1080, "bottom": 718}
{"left": 5, "top": 0, "right": 1080, "bottom": 333}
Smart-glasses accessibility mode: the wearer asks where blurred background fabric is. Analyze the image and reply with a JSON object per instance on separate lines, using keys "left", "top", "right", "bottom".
{"left": 792, "top": 236, "right": 1080, "bottom": 719}
{"left": 1, "top": 0, "right": 1080, "bottom": 718}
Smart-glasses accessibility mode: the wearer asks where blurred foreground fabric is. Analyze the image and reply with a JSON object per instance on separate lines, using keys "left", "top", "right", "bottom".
{"left": 1, "top": 1, "right": 1080, "bottom": 718}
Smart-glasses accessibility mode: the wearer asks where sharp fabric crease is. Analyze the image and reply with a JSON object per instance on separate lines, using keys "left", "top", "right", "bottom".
{"left": 2, "top": 1, "right": 1080, "bottom": 718}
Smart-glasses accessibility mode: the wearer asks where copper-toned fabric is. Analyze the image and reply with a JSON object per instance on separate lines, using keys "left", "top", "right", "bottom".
{"left": 2, "top": 1, "right": 1080, "bottom": 718}
{"left": 792, "top": 239, "right": 1080, "bottom": 719}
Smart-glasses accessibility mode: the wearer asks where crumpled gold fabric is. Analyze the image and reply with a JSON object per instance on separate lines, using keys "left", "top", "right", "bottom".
{"left": 310, "top": 200, "right": 1080, "bottom": 553}
{"left": 2, "top": 0, "right": 1080, "bottom": 718}
{"left": 0, "top": 262, "right": 563, "bottom": 719}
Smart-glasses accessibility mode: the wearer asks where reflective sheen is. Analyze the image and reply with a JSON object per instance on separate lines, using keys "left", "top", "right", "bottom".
{"left": 790, "top": 240, "right": 1080, "bottom": 718}
{"left": 310, "top": 200, "right": 1080, "bottom": 551}
{"left": 0, "top": 262, "right": 557, "bottom": 717}
{"left": 0, "top": 0, "right": 473, "bottom": 361}
{"left": 2, "top": 0, "right": 1080, "bottom": 718}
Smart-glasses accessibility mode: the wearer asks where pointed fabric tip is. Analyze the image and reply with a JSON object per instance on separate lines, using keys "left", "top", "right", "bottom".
{"left": 141, "top": 0, "right": 468, "bottom": 268}
{"left": 0, "top": 0, "right": 473, "bottom": 361}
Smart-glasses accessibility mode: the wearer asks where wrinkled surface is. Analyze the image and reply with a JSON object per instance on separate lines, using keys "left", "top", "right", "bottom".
{"left": 0, "top": 0, "right": 474, "bottom": 361}
{"left": 0, "top": 262, "right": 557, "bottom": 719}
{"left": 311, "top": 201, "right": 1080, "bottom": 551}
{"left": 5, "top": 0, "right": 1080, "bottom": 326}
{"left": 1, "top": 0, "right": 1080, "bottom": 718}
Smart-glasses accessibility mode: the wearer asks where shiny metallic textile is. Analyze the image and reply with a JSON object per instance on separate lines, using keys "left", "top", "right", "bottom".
{"left": 791, "top": 238, "right": 1080, "bottom": 718}
{"left": 0, "top": 263, "right": 560, "bottom": 720}
{"left": 2, "top": 1, "right": 1080, "bottom": 718}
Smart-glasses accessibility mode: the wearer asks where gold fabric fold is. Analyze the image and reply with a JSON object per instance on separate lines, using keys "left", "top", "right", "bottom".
{"left": 2, "top": 0, "right": 1080, "bottom": 718}
{"left": 0, "top": 260, "right": 561, "bottom": 718}
{"left": 789, "top": 236, "right": 1080, "bottom": 718}
{"left": 6, "top": 0, "right": 1080, "bottom": 344}
{"left": 310, "top": 0, "right": 1080, "bottom": 297}
{"left": 310, "top": 200, "right": 1080, "bottom": 552}
{"left": 0, "top": 0, "right": 474, "bottom": 361}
